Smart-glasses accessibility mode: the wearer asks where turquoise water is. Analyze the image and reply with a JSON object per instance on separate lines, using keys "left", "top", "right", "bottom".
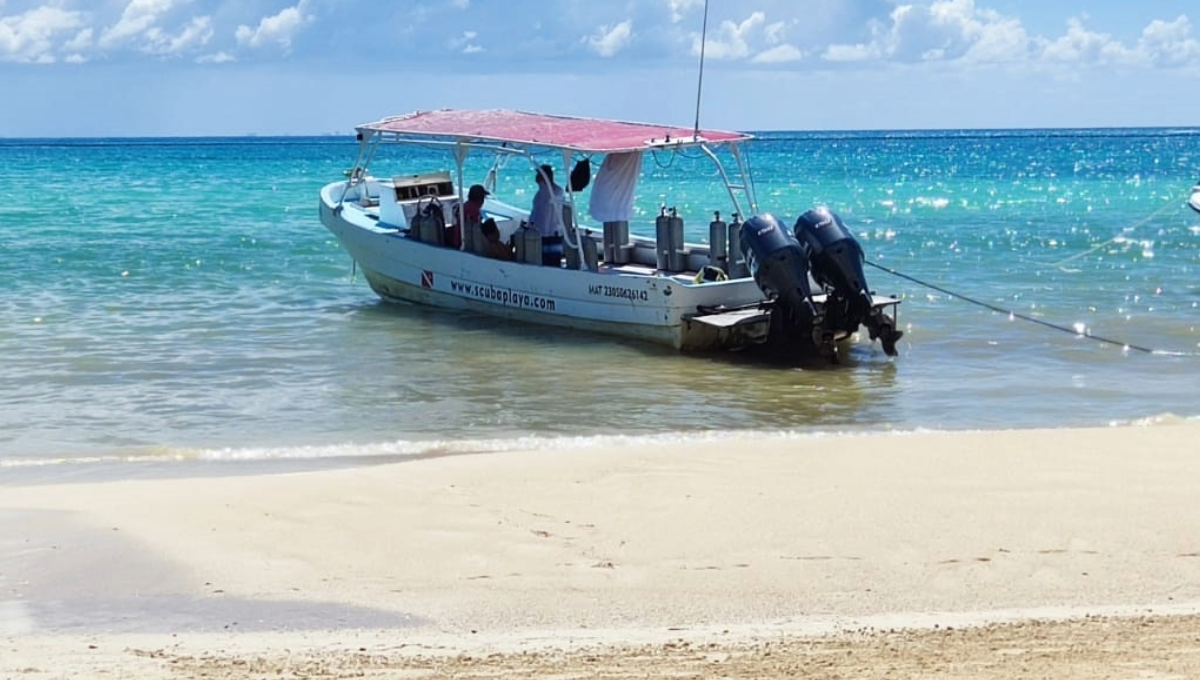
{"left": 2, "top": 130, "right": 1199, "bottom": 481}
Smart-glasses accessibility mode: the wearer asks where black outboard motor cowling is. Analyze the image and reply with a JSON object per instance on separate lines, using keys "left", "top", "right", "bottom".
{"left": 794, "top": 207, "right": 874, "bottom": 323}
{"left": 794, "top": 207, "right": 903, "bottom": 357}
{"left": 739, "top": 213, "right": 817, "bottom": 334}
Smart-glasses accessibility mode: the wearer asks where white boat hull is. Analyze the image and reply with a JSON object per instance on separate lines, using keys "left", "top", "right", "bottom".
{"left": 319, "top": 183, "right": 769, "bottom": 351}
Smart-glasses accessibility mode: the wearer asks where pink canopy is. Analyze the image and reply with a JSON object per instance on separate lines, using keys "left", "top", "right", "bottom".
{"left": 357, "top": 109, "right": 752, "bottom": 154}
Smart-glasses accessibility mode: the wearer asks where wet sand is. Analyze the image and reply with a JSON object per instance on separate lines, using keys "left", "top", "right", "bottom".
{"left": 4, "top": 423, "right": 1200, "bottom": 678}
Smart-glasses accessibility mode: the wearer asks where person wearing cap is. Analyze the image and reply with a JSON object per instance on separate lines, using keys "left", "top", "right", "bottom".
{"left": 463, "top": 184, "right": 489, "bottom": 225}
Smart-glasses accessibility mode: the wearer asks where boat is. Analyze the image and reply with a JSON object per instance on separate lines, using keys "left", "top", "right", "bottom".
{"left": 318, "top": 109, "right": 903, "bottom": 361}
{"left": 1190, "top": 184, "right": 1200, "bottom": 214}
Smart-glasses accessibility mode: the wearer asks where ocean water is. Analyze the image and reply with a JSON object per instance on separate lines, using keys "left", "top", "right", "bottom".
{"left": 2, "top": 129, "right": 1199, "bottom": 484}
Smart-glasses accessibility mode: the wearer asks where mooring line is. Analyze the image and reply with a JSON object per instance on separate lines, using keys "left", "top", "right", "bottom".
{"left": 1049, "top": 188, "right": 1191, "bottom": 270}
{"left": 863, "top": 260, "right": 1187, "bottom": 355}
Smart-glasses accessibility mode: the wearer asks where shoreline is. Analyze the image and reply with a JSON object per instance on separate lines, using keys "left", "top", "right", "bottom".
{"left": 4, "top": 422, "right": 1200, "bottom": 677}
{"left": 3, "top": 412, "right": 1195, "bottom": 487}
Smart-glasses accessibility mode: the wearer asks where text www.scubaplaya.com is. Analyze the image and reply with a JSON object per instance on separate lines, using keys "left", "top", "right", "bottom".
{"left": 449, "top": 280, "right": 557, "bottom": 311}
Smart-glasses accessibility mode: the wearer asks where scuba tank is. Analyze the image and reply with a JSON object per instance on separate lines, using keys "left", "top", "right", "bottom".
{"left": 727, "top": 212, "right": 747, "bottom": 278}
{"left": 655, "top": 206, "right": 671, "bottom": 271}
{"left": 412, "top": 197, "right": 445, "bottom": 246}
{"left": 667, "top": 208, "right": 686, "bottom": 272}
{"left": 708, "top": 210, "right": 728, "bottom": 273}
{"left": 515, "top": 224, "right": 542, "bottom": 265}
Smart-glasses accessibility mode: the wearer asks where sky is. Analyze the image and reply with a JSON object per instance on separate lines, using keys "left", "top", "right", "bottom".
{"left": 2, "top": 0, "right": 1199, "bottom": 137}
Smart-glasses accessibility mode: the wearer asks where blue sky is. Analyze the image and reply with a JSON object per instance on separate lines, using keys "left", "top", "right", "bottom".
{"left": 2, "top": 0, "right": 1199, "bottom": 136}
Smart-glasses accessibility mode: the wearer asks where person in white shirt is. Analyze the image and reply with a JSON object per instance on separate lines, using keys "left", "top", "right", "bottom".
{"left": 528, "top": 164, "right": 565, "bottom": 265}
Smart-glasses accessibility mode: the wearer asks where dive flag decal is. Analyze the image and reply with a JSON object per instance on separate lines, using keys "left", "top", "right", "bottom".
{"left": 421, "top": 270, "right": 434, "bottom": 288}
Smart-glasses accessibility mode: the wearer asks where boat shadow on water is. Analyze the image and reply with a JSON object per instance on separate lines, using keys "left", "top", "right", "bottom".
{"left": 349, "top": 299, "right": 906, "bottom": 433}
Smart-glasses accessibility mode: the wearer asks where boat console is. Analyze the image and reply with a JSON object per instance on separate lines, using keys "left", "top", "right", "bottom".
{"left": 377, "top": 172, "right": 458, "bottom": 230}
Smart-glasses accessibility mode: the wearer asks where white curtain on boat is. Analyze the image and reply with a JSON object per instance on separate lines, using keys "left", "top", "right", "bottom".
{"left": 588, "top": 151, "right": 642, "bottom": 222}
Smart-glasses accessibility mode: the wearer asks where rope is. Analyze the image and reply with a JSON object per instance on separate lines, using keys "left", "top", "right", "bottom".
{"left": 1049, "top": 195, "right": 1182, "bottom": 270}
{"left": 863, "top": 183, "right": 1200, "bottom": 356}
{"left": 863, "top": 259, "right": 1174, "bottom": 355}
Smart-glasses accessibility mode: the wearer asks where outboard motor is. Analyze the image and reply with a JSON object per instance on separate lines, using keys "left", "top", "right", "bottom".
{"left": 794, "top": 207, "right": 902, "bottom": 356}
{"left": 739, "top": 213, "right": 817, "bottom": 340}
{"left": 794, "top": 207, "right": 873, "bottom": 321}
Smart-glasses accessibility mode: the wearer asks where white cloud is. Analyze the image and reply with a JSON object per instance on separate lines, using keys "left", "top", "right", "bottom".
{"left": 450, "top": 30, "right": 482, "bottom": 55}
{"left": 817, "top": 0, "right": 1200, "bottom": 72}
{"left": 1040, "top": 18, "right": 1123, "bottom": 64}
{"left": 197, "top": 50, "right": 235, "bottom": 64}
{"left": 63, "top": 28, "right": 93, "bottom": 53}
{"left": 95, "top": 0, "right": 213, "bottom": 56}
{"left": 753, "top": 44, "right": 803, "bottom": 64}
{"left": 823, "top": 0, "right": 1031, "bottom": 64}
{"left": 0, "top": 6, "right": 85, "bottom": 63}
{"left": 587, "top": 19, "right": 633, "bottom": 57}
{"left": 235, "top": 1, "right": 314, "bottom": 52}
{"left": 101, "top": 0, "right": 180, "bottom": 49}
{"left": 763, "top": 20, "right": 788, "bottom": 45}
{"left": 698, "top": 11, "right": 764, "bottom": 60}
{"left": 690, "top": 10, "right": 801, "bottom": 64}
{"left": 665, "top": 0, "right": 704, "bottom": 24}
{"left": 1136, "top": 16, "right": 1200, "bottom": 67}
{"left": 1, "top": 1, "right": 1198, "bottom": 75}
{"left": 143, "top": 15, "right": 212, "bottom": 55}
{"left": 823, "top": 42, "right": 880, "bottom": 62}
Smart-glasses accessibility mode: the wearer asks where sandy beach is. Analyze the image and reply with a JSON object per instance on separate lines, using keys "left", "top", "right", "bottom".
{"left": 4, "top": 422, "right": 1200, "bottom": 678}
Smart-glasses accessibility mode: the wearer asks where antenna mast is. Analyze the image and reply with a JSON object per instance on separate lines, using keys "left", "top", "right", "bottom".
{"left": 693, "top": 0, "right": 710, "bottom": 138}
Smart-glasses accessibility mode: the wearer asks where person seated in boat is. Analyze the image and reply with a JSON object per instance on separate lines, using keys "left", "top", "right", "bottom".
{"left": 528, "top": 164, "right": 565, "bottom": 266}
{"left": 480, "top": 218, "right": 513, "bottom": 261}
{"left": 462, "top": 184, "right": 488, "bottom": 225}
{"left": 450, "top": 183, "right": 489, "bottom": 251}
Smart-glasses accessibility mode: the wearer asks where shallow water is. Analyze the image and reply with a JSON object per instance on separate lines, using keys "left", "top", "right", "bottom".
{"left": 2, "top": 130, "right": 1199, "bottom": 482}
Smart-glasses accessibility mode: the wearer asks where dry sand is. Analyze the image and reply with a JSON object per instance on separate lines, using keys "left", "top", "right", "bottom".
{"left": 3, "top": 422, "right": 1200, "bottom": 678}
